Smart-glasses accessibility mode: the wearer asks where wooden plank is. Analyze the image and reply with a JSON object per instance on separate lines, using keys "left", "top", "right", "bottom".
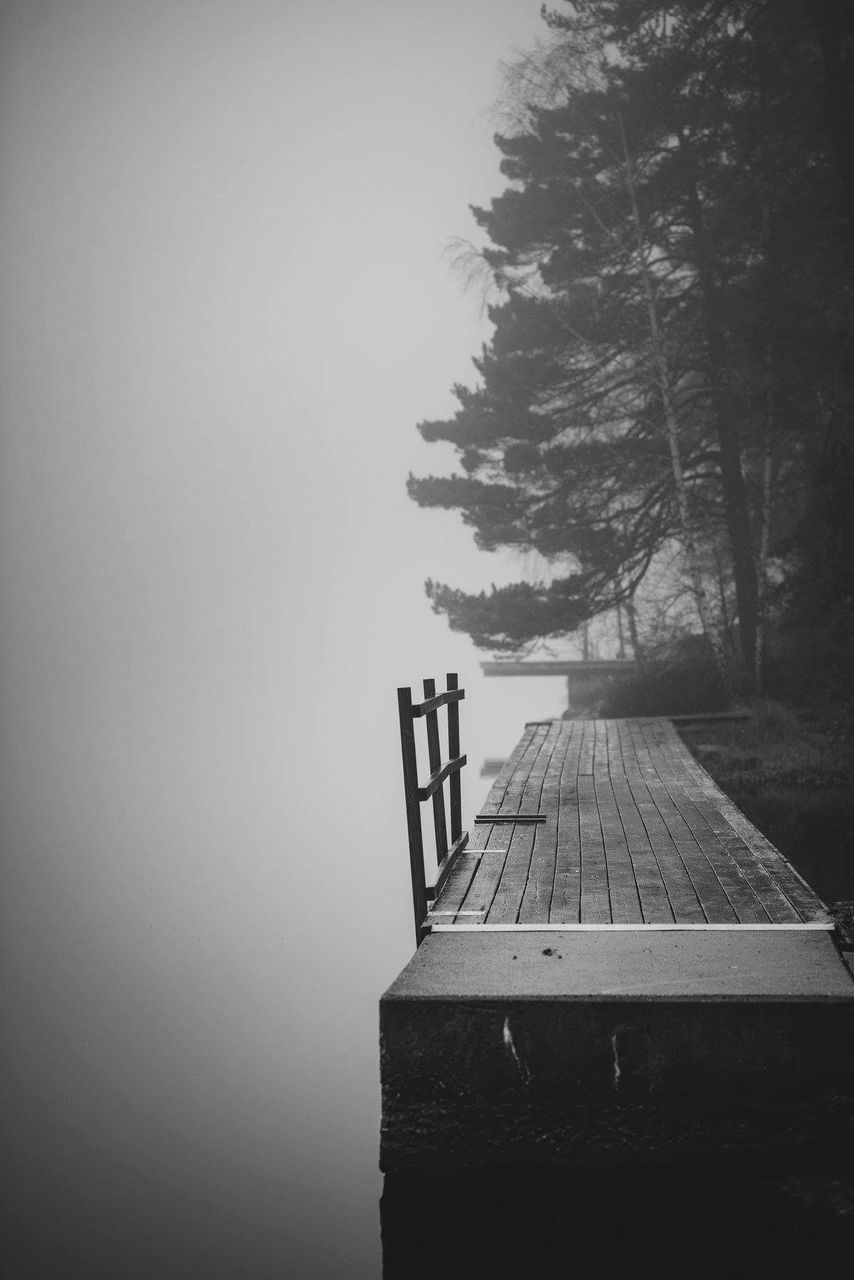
{"left": 429, "top": 817, "right": 507, "bottom": 920}
{"left": 594, "top": 720, "right": 643, "bottom": 923}
{"left": 647, "top": 718, "right": 825, "bottom": 924}
{"left": 638, "top": 719, "right": 769, "bottom": 921}
{"left": 451, "top": 724, "right": 547, "bottom": 918}
{"left": 476, "top": 724, "right": 539, "bottom": 816}
{"left": 427, "top": 852, "right": 477, "bottom": 921}
{"left": 605, "top": 719, "right": 674, "bottom": 924}
{"left": 425, "top": 830, "right": 469, "bottom": 902}
{"left": 637, "top": 719, "right": 774, "bottom": 925}
{"left": 578, "top": 719, "right": 611, "bottom": 922}
{"left": 658, "top": 764, "right": 797, "bottom": 919}
{"left": 663, "top": 723, "right": 829, "bottom": 923}
{"left": 487, "top": 721, "right": 561, "bottom": 923}
{"left": 626, "top": 720, "right": 739, "bottom": 923}
{"left": 499, "top": 723, "right": 551, "bottom": 815}
{"left": 430, "top": 740, "right": 528, "bottom": 921}
{"left": 417, "top": 753, "right": 465, "bottom": 801}
{"left": 616, "top": 719, "right": 709, "bottom": 923}
{"left": 473, "top": 814, "right": 545, "bottom": 823}
{"left": 578, "top": 716, "right": 595, "bottom": 776}
{"left": 429, "top": 713, "right": 831, "bottom": 937}
{"left": 518, "top": 721, "right": 567, "bottom": 922}
{"left": 485, "top": 825, "right": 536, "bottom": 923}
{"left": 410, "top": 688, "right": 464, "bottom": 717}
{"left": 578, "top": 782, "right": 610, "bottom": 922}
{"left": 549, "top": 720, "right": 584, "bottom": 923}
{"left": 431, "top": 922, "right": 832, "bottom": 932}
{"left": 647, "top": 721, "right": 796, "bottom": 922}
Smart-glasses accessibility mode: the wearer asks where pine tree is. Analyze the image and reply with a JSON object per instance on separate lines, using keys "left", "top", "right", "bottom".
{"left": 410, "top": 1, "right": 854, "bottom": 685}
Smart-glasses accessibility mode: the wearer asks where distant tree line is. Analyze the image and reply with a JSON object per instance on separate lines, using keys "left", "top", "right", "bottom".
{"left": 409, "top": 0, "right": 854, "bottom": 694}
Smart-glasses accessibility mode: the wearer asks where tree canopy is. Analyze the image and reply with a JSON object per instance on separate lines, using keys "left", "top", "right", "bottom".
{"left": 409, "top": 0, "right": 854, "bottom": 690}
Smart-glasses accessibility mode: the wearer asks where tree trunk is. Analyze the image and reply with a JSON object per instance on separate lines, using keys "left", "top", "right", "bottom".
{"left": 712, "top": 536, "right": 734, "bottom": 657}
{"left": 616, "top": 603, "right": 626, "bottom": 659}
{"left": 755, "top": 431, "right": 773, "bottom": 695}
{"left": 619, "top": 115, "right": 733, "bottom": 694}
{"left": 625, "top": 593, "right": 642, "bottom": 660}
{"left": 679, "top": 136, "right": 759, "bottom": 691}
{"left": 811, "top": 2, "right": 854, "bottom": 257}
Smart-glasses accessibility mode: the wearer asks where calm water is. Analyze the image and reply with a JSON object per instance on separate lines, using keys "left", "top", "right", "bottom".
{"left": 381, "top": 1167, "right": 854, "bottom": 1275}
{"left": 381, "top": 1167, "right": 854, "bottom": 1274}
{"left": 5, "top": 721, "right": 850, "bottom": 1278}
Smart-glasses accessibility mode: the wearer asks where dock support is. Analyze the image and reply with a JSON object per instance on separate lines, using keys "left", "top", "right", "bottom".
{"left": 381, "top": 930, "right": 854, "bottom": 1172}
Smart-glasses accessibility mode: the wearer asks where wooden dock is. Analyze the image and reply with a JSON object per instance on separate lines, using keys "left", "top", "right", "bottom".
{"left": 427, "top": 717, "right": 829, "bottom": 931}
{"left": 381, "top": 716, "right": 854, "bottom": 1173}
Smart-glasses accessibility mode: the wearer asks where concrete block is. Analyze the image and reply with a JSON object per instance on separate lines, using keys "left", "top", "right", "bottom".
{"left": 380, "top": 930, "right": 854, "bottom": 1171}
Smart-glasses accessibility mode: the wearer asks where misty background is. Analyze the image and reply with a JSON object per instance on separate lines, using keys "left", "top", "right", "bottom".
{"left": 0, "top": 2, "right": 576, "bottom": 1277}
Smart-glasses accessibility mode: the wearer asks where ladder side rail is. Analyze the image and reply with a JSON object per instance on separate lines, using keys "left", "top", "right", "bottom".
{"left": 422, "top": 678, "right": 449, "bottom": 868}
{"left": 397, "top": 685, "right": 429, "bottom": 946}
{"left": 446, "top": 672, "right": 463, "bottom": 844}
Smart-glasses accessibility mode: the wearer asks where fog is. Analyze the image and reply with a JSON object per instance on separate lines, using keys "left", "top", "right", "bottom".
{"left": 0, "top": 3, "right": 565, "bottom": 1276}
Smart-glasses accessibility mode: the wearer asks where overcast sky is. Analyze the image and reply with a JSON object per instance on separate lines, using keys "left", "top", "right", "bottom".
{"left": 0, "top": 3, "right": 571, "bottom": 1276}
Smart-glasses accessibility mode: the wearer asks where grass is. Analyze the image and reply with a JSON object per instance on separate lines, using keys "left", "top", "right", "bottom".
{"left": 677, "top": 698, "right": 854, "bottom": 909}
{"left": 598, "top": 626, "right": 854, "bottom": 904}
{"left": 679, "top": 697, "right": 851, "bottom": 792}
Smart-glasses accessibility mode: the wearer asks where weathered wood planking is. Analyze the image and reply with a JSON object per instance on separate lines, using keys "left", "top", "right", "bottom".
{"left": 614, "top": 719, "right": 705, "bottom": 922}
{"left": 640, "top": 719, "right": 776, "bottom": 922}
{"left": 517, "top": 721, "right": 565, "bottom": 922}
{"left": 485, "top": 721, "right": 560, "bottom": 923}
{"left": 430, "top": 717, "right": 830, "bottom": 928}
{"left": 624, "top": 718, "right": 741, "bottom": 922}
{"left": 448, "top": 723, "right": 547, "bottom": 923}
{"left": 549, "top": 720, "right": 583, "bottom": 923}
{"left": 605, "top": 719, "right": 674, "bottom": 923}
{"left": 639, "top": 718, "right": 823, "bottom": 922}
{"left": 594, "top": 720, "right": 643, "bottom": 923}
{"left": 430, "top": 724, "right": 540, "bottom": 924}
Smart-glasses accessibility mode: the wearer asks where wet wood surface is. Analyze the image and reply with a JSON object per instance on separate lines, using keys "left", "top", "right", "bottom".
{"left": 430, "top": 718, "right": 829, "bottom": 927}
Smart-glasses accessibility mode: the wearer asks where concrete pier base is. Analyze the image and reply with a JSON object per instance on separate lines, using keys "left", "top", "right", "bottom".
{"left": 380, "top": 930, "right": 854, "bottom": 1172}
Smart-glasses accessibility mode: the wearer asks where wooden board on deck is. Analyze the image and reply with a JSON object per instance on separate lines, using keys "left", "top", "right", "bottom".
{"left": 431, "top": 717, "right": 831, "bottom": 928}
